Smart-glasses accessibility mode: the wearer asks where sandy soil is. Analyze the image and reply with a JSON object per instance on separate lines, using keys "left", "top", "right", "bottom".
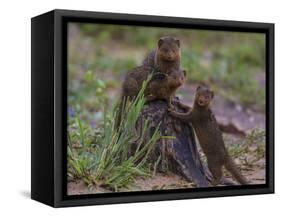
{"left": 68, "top": 174, "right": 192, "bottom": 195}
{"left": 67, "top": 84, "right": 266, "bottom": 195}
{"left": 68, "top": 163, "right": 265, "bottom": 195}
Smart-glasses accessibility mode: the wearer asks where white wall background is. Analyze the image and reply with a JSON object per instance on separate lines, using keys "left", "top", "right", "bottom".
{"left": 0, "top": 0, "right": 279, "bottom": 215}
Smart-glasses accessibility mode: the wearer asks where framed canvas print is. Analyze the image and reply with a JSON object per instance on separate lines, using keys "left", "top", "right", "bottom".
{"left": 31, "top": 9, "right": 274, "bottom": 207}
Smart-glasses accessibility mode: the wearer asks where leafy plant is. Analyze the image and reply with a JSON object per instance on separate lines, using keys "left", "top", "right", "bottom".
{"left": 227, "top": 128, "right": 266, "bottom": 166}
{"left": 68, "top": 79, "right": 162, "bottom": 191}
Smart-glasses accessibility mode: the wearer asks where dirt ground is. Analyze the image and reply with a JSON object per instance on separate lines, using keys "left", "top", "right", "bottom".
{"left": 68, "top": 167, "right": 265, "bottom": 195}
{"left": 68, "top": 84, "right": 266, "bottom": 195}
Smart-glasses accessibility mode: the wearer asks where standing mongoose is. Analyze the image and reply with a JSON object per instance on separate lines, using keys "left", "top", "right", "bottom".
{"left": 145, "top": 68, "right": 186, "bottom": 108}
{"left": 168, "top": 85, "right": 249, "bottom": 186}
{"left": 143, "top": 36, "right": 181, "bottom": 73}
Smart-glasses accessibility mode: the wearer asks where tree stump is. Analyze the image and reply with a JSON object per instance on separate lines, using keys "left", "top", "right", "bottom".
{"left": 135, "top": 98, "right": 211, "bottom": 187}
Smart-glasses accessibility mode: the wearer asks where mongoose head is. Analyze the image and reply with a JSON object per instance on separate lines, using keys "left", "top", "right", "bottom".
{"left": 194, "top": 85, "right": 214, "bottom": 108}
{"left": 149, "top": 69, "right": 186, "bottom": 94}
{"left": 157, "top": 36, "right": 181, "bottom": 62}
{"left": 168, "top": 68, "right": 186, "bottom": 88}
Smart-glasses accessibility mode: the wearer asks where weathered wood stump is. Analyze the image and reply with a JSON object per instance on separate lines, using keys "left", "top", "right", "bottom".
{"left": 135, "top": 98, "right": 212, "bottom": 187}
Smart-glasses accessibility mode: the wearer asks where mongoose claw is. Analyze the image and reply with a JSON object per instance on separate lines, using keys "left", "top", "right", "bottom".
{"left": 167, "top": 107, "right": 174, "bottom": 112}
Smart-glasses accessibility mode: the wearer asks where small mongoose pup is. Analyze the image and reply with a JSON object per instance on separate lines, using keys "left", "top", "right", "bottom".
{"left": 145, "top": 68, "right": 186, "bottom": 108}
{"left": 143, "top": 36, "right": 181, "bottom": 73}
{"left": 169, "top": 85, "right": 249, "bottom": 186}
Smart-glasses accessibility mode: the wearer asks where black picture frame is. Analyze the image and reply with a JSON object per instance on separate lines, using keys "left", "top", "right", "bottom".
{"left": 31, "top": 9, "right": 274, "bottom": 207}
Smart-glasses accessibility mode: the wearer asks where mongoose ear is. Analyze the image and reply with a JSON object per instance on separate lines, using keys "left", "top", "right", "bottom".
{"left": 196, "top": 85, "right": 202, "bottom": 91}
{"left": 175, "top": 39, "right": 180, "bottom": 47}
{"left": 158, "top": 38, "right": 164, "bottom": 48}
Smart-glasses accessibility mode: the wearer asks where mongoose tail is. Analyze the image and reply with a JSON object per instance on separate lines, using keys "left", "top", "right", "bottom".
{"left": 224, "top": 153, "right": 249, "bottom": 185}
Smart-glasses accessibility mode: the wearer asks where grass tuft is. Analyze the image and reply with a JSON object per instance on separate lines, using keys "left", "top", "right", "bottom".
{"left": 67, "top": 79, "right": 162, "bottom": 191}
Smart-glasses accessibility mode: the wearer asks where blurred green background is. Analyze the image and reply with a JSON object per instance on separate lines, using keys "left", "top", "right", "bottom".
{"left": 67, "top": 22, "right": 265, "bottom": 130}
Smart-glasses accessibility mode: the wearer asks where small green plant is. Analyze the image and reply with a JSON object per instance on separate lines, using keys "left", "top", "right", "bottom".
{"left": 227, "top": 128, "right": 266, "bottom": 166}
{"left": 68, "top": 79, "right": 162, "bottom": 191}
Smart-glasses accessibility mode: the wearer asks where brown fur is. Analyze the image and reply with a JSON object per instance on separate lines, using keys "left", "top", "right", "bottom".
{"left": 169, "top": 85, "right": 249, "bottom": 186}
{"left": 116, "top": 36, "right": 181, "bottom": 129}
{"left": 121, "top": 36, "right": 181, "bottom": 101}
{"left": 121, "top": 65, "right": 153, "bottom": 99}
{"left": 145, "top": 68, "right": 186, "bottom": 108}
{"left": 143, "top": 36, "right": 181, "bottom": 73}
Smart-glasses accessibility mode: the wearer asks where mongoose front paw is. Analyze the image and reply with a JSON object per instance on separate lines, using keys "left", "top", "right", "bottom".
{"left": 167, "top": 108, "right": 175, "bottom": 112}
{"left": 167, "top": 104, "right": 175, "bottom": 111}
